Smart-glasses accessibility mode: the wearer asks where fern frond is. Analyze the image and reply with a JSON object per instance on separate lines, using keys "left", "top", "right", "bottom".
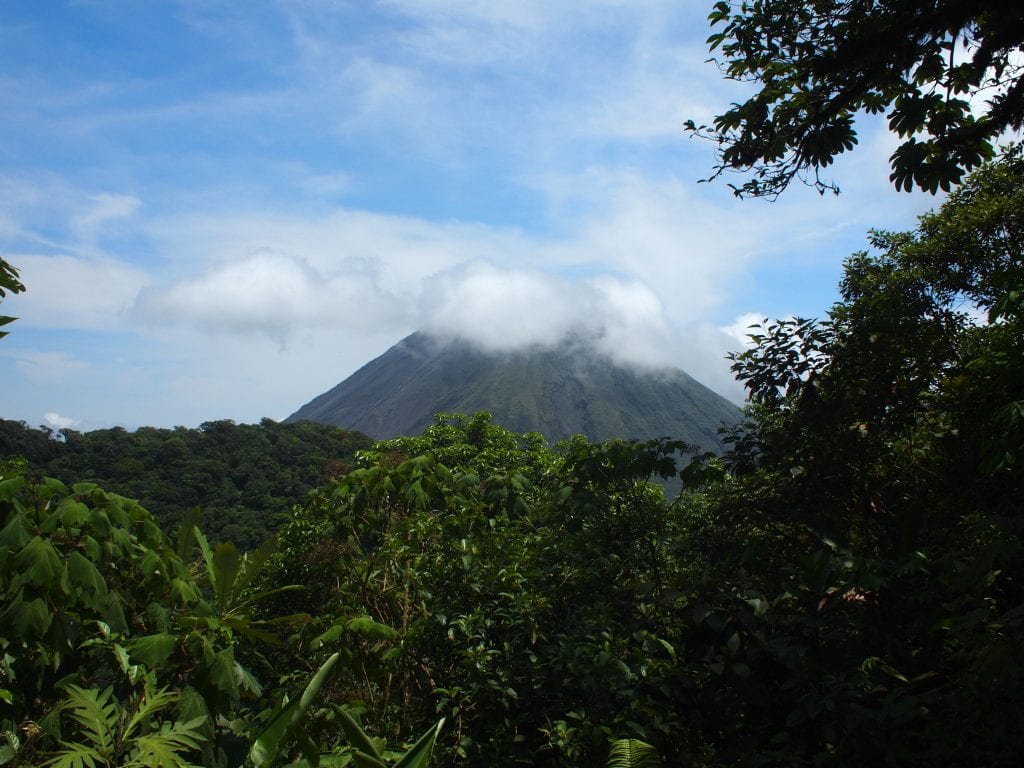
{"left": 63, "top": 686, "right": 118, "bottom": 756}
{"left": 606, "top": 738, "right": 662, "bottom": 768}
{"left": 126, "top": 716, "right": 208, "bottom": 768}
{"left": 123, "top": 686, "right": 179, "bottom": 740}
{"left": 126, "top": 737, "right": 196, "bottom": 768}
{"left": 39, "top": 740, "right": 106, "bottom": 768}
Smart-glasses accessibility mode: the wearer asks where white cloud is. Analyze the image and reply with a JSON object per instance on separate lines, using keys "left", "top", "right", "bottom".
{"left": 422, "top": 261, "right": 702, "bottom": 372}
{"left": 43, "top": 411, "right": 80, "bottom": 430}
{"left": 132, "top": 250, "right": 409, "bottom": 343}
{"left": 10, "top": 253, "right": 149, "bottom": 330}
{"left": 720, "top": 311, "right": 768, "bottom": 350}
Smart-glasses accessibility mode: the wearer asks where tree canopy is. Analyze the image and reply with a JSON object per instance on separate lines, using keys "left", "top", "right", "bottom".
{"left": 0, "top": 418, "right": 372, "bottom": 549}
{"left": 686, "top": 0, "right": 1024, "bottom": 197}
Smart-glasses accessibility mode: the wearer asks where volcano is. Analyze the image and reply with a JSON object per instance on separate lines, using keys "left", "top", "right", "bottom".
{"left": 286, "top": 332, "right": 742, "bottom": 449}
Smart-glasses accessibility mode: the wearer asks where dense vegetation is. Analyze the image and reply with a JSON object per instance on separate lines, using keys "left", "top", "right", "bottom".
{"left": 2, "top": 147, "right": 1022, "bottom": 767}
{"left": 0, "top": 419, "right": 371, "bottom": 549}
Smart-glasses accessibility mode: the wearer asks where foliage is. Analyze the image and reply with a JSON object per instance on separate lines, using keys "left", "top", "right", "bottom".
{"left": 686, "top": 0, "right": 1024, "bottom": 197}
{"left": 0, "top": 457, "right": 435, "bottom": 768}
{"left": 686, "top": 148, "right": 1024, "bottom": 765}
{"left": 249, "top": 653, "right": 340, "bottom": 768}
{"left": 0, "top": 418, "right": 372, "bottom": 549}
{"left": 265, "top": 413, "right": 700, "bottom": 767}
{"left": 0, "top": 257, "right": 25, "bottom": 341}
{"left": 41, "top": 681, "right": 206, "bottom": 768}
{"left": 334, "top": 707, "right": 444, "bottom": 768}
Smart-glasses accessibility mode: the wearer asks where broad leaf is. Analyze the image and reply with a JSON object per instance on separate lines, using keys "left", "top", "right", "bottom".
{"left": 392, "top": 718, "right": 444, "bottom": 768}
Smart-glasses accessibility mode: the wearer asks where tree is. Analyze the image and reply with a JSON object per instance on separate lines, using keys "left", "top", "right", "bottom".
{"left": 695, "top": 149, "right": 1024, "bottom": 766}
{"left": 686, "top": 0, "right": 1024, "bottom": 197}
{"left": 0, "top": 257, "right": 25, "bottom": 340}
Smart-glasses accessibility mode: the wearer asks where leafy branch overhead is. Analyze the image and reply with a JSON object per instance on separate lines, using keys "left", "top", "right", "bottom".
{"left": 686, "top": 0, "right": 1024, "bottom": 197}
{"left": 0, "top": 257, "right": 25, "bottom": 340}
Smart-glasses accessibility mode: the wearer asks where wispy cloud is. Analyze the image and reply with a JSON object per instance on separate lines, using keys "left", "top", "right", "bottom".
{"left": 10, "top": 350, "right": 91, "bottom": 385}
{"left": 11, "top": 253, "right": 149, "bottom": 330}
{"left": 72, "top": 193, "right": 141, "bottom": 239}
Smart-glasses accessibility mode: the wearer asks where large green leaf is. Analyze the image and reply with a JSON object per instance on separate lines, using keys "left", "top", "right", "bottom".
{"left": 249, "top": 652, "right": 341, "bottom": 768}
{"left": 39, "top": 740, "right": 104, "bottom": 768}
{"left": 15, "top": 536, "right": 67, "bottom": 592}
{"left": 0, "top": 511, "right": 31, "bottom": 551}
{"left": 56, "top": 499, "right": 91, "bottom": 529}
{"left": 351, "top": 752, "right": 388, "bottom": 768}
{"left": 127, "top": 634, "right": 177, "bottom": 669}
{"left": 0, "top": 476, "right": 26, "bottom": 501}
{"left": 3, "top": 593, "right": 53, "bottom": 637}
{"left": 211, "top": 542, "right": 242, "bottom": 609}
{"left": 345, "top": 616, "right": 400, "bottom": 642}
{"left": 334, "top": 707, "right": 381, "bottom": 761}
{"left": 204, "top": 646, "right": 239, "bottom": 699}
{"left": 66, "top": 552, "right": 108, "bottom": 612}
{"left": 392, "top": 718, "right": 444, "bottom": 768}
{"left": 128, "top": 715, "right": 207, "bottom": 768}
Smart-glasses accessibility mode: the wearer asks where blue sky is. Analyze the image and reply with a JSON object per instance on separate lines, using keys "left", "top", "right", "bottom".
{"left": 1, "top": 0, "right": 939, "bottom": 431}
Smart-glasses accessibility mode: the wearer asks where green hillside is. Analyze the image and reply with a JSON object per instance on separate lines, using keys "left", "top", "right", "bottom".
{"left": 0, "top": 417, "right": 371, "bottom": 548}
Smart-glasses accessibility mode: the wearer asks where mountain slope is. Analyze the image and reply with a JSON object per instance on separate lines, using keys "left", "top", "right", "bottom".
{"left": 286, "top": 332, "right": 742, "bottom": 448}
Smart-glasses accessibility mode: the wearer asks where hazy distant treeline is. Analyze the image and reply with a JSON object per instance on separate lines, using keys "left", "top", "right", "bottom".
{"left": 0, "top": 417, "right": 372, "bottom": 548}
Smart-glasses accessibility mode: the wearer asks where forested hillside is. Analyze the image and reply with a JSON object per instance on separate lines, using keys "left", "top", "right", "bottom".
{"left": 0, "top": 418, "right": 372, "bottom": 548}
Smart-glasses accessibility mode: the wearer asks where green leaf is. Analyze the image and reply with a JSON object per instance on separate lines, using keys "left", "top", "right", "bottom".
{"left": 3, "top": 593, "right": 53, "bottom": 637}
{"left": 204, "top": 646, "right": 239, "bottom": 699}
{"left": 15, "top": 536, "right": 67, "bottom": 592}
{"left": 392, "top": 718, "right": 444, "bottom": 768}
{"left": 123, "top": 686, "right": 179, "bottom": 741}
{"left": 249, "top": 653, "right": 341, "bottom": 768}
{"left": 66, "top": 552, "right": 109, "bottom": 612}
{"left": 351, "top": 752, "right": 388, "bottom": 768}
{"left": 249, "top": 696, "right": 301, "bottom": 768}
{"left": 211, "top": 541, "right": 242, "bottom": 608}
{"left": 127, "top": 633, "right": 177, "bottom": 669}
{"left": 334, "top": 706, "right": 381, "bottom": 760}
{"left": 57, "top": 499, "right": 91, "bottom": 529}
{"left": 63, "top": 685, "right": 118, "bottom": 756}
{"left": 0, "top": 476, "right": 26, "bottom": 501}
{"left": 0, "top": 512, "right": 32, "bottom": 550}
{"left": 234, "top": 660, "right": 263, "bottom": 696}
{"left": 345, "top": 615, "right": 400, "bottom": 642}
{"left": 39, "top": 740, "right": 104, "bottom": 768}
